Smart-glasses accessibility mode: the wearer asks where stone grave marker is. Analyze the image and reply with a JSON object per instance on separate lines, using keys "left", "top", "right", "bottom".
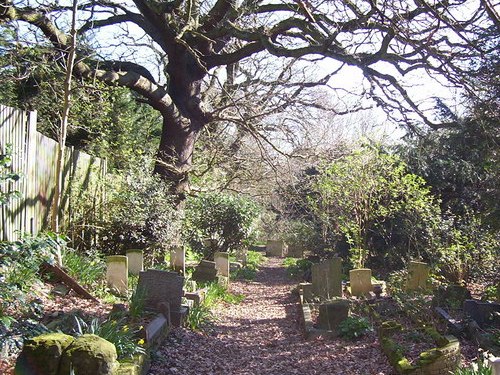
{"left": 317, "top": 299, "right": 349, "bottom": 331}
{"left": 126, "top": 249, "right": 143, "bottom": 275}
{"left": 192, "top": 260, "right": 218, "bottom": 283}
{"left": 106, "top": 256, "right": 128, "bottom": 295}
{"left": 349, "top": 268, "right": 372, "bottom": 297}
{"left": 312, "top": 257, "right": 342, "bottom": 300}
{"left": 463, "top": 299, "right": 500, "bottom": 328}
{"left": 214, "top": 252, "right": 230, "bottom": 277}
{"left": 235, "top": 248, "right": 248, "bottom": 266}
{"left": 170, "top": 246, "right": 185, "bottom": 274}
{"left": 266, "top": 240, "right": 287, "bottom": 257}
{"left": 287, "top": 244, "right": 304, "bottom": 258}
{"left": 406, "top": 261, "right": 430, "bottom": 291}
{"left": 137, "top": 269, "right": 185, "bottom": 327}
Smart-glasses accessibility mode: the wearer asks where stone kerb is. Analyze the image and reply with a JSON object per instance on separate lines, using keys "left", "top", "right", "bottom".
{"left": 214, "top": 252, "right": 230, "bottom": 277}
{"left": 170, "top": 246, "right": 186, "bottom": 275}
{"left": 349, "top": 268, "right": 372, "bottom": 297}
{"left": 312, "top": 257, "right": 342, "bottom": 300}
{"left": 106, "top": 256, "right": 128, "bottom": 295}
{"left": 137, "top": 270, "right": 185, "bottom": 327}
{"left": 126, "top": 249, "right": 144, "bottom": 275}
{"left": 266, "top": 240, "right": 287, "bottom": 257}
{"left": 406, "top": 261, "right": 430, "bottom": 291}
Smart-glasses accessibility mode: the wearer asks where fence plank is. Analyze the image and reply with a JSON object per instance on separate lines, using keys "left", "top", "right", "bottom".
{"left": 0, "top": 105, "right": 106, "bottom": 241}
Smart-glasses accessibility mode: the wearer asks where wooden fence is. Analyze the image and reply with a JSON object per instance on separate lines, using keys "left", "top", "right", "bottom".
{"left": 0, "top": 105, "right": 107, "bottom": 242}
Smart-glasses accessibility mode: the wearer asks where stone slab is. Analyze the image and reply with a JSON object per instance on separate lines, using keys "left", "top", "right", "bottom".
{"left": 266, "top": 240, "right": 287, "bottom": 257}
{"left": 106, "top": 256, "right": 128, "bottom": 296}
{"left": 137, "top": 270, "right": 184, "bottom": 315}
{"left": 214, "top": 252, "right": 230, "bottom": 277}
{"left": 192, "top": 260, "right": 218, "bottom": 283}
{"left": 312, "top": 257, "right": 342, "bottom": 300}
{"left": 126, "top": 250, "right": 144, "bottom": 275}
{"left": 170, "top": 246, "right": 185, "bottom": 275}
{"left": 349, "top": 268, "right": 372, "bottom": 297}
{"left": 287, "top": 245, "right": 304, "bottom": 258}
{"left": 406, "top": 261, "right": 430, "bottom": 291}
{"left": 317, "top": 299, "right": 349, "bottom": 331}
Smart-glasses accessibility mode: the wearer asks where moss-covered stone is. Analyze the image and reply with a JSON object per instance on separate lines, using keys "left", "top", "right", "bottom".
{"left": 15, "top": 333, "right": 75, "bottom": 375}
{"left": 58, "top": 334, "right": 119, "bottom": 375}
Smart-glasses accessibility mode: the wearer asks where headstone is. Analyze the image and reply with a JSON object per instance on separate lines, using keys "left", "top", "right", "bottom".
{"left": 192, "top": 260, "right": 218, "bottom": 283}
{"left": 106, "top": 256, "right": 128, "bottom": 295}
{"left": 170, "top": 246, "right": 185, "bottom": 274}
{"left": 214, "top": 252, "right": 230, "bottom": 277}
{"left": 317, "top": 299, "right": 350, "bottom": 331}
{"left": 299, "top": 282, "right": 314, "bottom": 303}
{"left": 463, "top": 299, "right": 500, "bottom": 328}
{"left": 126, "top": 249, "right": 143, "bottom": 275}
{"left": 349, "top": 268, "right": 372, "bottom": 297}
{"left": 311, "top": 257, "right": 343, "bottom": 300}
{"left": 490, "top": 357, "right": 500, "bottom": 375}
{"left": 288, "top": 244, "right": 304, "bottom": 258}
{"left": 406, "top": 261, "right": 430, "bottom": 291}
{"left": 137, "top": 270, "right": 184, "bottom": 327}
{"left": 249, "top": 244, "right": 266, "bottom": 252}
{"left": 266, "top": 240, "right": 287, "bottom": 257}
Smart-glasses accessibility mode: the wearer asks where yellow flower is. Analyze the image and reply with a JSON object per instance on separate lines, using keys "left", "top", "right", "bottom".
{"left": 137, "top": 339, "right": 145, "bottom": 346}
{"left": 122, "top": 325, "right": 129, "bottom": 332}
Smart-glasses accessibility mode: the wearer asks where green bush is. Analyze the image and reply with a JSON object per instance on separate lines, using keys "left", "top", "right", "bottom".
{"left": 183, "top": 192, "right": 260, "bottom": 259}
{"left": 338, "top": 316, "right": 372, "bottom": 339}
{"left": 62, "top": 247, "right": 105, "bottom": 289}
{"left": 232, "top": 251, "right": 265, "bottom": 280}
{"left": 98, "top": 161, "right": 181, "bottom": 254}
{"left": 283, "top": 258, "right": 313, "bottom": 278}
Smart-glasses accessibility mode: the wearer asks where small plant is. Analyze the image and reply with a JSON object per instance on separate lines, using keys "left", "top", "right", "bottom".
{"left": 186, "top": 305, "right": 213, "bottom": 331}
{"left": 283, "top": 258, "right": 312, "bottom": 278}
{"left": 338, "top": 316, "right": 372, "bottom": 339}
{"left": 452, "top": 357, "right": 492, "bottom": 375}
{"left": 232, "top": 250, "right": 265, "bottom": 280}
{"left": 74, "top": 316, "right": 145, "bottom": 359}
{"left": 62, "top": 247, "right": 105, "bottom": 289}
{"left": 128, "top": 285, "right": 146, "bottom": 319}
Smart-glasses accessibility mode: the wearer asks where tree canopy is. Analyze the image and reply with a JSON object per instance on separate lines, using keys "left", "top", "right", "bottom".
{"left": 0, "top": 0, "right": 498, "bottom": 199}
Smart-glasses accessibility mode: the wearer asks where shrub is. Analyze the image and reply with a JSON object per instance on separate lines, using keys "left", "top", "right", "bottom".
{"left": 283, "top": 258, "right": 313, "bottom": 279}
{"left": 338, "top": 316, "right": 372, "bottom": 340}
{"left": 62, "top": 247, "right": 105, "bottom": 289}
{"left": 183, "top": 192, "right": 260, "bottom": 259}
{"left": 98, "top": 160, "right": 181, "bottom": 254}
{"left": 232, "top": 251, "right": 265, "bottom": 280}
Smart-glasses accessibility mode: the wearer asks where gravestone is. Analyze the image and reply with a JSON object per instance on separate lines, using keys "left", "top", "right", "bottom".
{"left": 317, "top": 299, "right": 350, "bottom": 331}
{"left": 299, "top": 282, "right": 314, "bottom": 303}
{"left": 170, "top": 246, "right": 185, "bottom": 274}
{"left": 266, "top": 240, "right": 287, "bottom": 257}
{"left": 349, "top": 268, "right": 372, "bottom": 297}
{"left": 463, "top": 299, "right": 500, "bottom": 328}
{"left": 192, "top": 260, "right": 218, "bottom": 283}
{"left": 311, "top": 257, "right": 342, "bottom": 300}
{"left": 214, "top": 252, "right": 230, "bottom": 277}
{"left": 126, "top": 249, "right": 143, "bottom": 275}
{"left": 406, "top": 261, "right": 430, "bottom": 291}
{"left": 106, "top": 256, "right": 128, "bottom": 295}
{"left": 137, "top": 269, "right": 185, "bottom": 327}
{"left": 287, "top": 244, "right": 304, "bottom": 258}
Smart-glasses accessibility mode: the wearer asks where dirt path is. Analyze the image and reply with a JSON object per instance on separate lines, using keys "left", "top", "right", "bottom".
{"left": 149, "top": 257, "right": 394, "bottom": 375}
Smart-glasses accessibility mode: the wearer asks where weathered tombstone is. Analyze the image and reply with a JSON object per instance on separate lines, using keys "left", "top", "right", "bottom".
{"left": 170, "top": 246, "right": 186, "bottom": 275}
{"left": 349, "top": 268, "right": 372, "bottom": 297}
{"left": 266, "top": 240, "right": 287, "bottom": 257}
{"left": 214, "top": 252, "right": 230, "bottom": 277}
{"left": 317, "top": 299, "right": 350, "bottom": 331}
{"left": 137, "top": 269, "right": 185, "bottom": 327}
{"left": 106, "top": 256, "right": 128, "bottom": 295}
{"left": 312, "top": 257, "right": 343, "bottom": 300}
{"left": 287, "top": 244, "right": 304, "bottom": 258}
{"left": 463, "top": 299, "right": 500, "bottom": 328}
{"left": 192, "top": 260, "right": 218, "bottom": 283}
{"left": 406, "top": 261, "right": 430, "bottom": 291}
{"left": 299, "top": 282, "right": 314, "bottom": 303}
{"left": 126, "top": 249, "right": 143, "bottom": 275}
{"left": 491, "top": 357, "right": 500, "bottom": 375}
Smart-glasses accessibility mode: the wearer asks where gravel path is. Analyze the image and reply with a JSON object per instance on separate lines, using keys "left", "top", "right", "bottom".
{"left": 149, "top": 257, "right": 394, "bottom": 375}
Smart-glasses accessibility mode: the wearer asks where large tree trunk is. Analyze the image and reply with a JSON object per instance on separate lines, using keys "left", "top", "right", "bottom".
{"left": 153, "top": 116, "right": 201, "bottom": 201}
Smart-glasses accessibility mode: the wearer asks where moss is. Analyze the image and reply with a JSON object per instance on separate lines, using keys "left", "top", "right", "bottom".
{"left": 424, "top": 326, "right": 448, "bottom": 347}
{"left": 58, "top": 334, "right": 119, "bottom": 375}
{"left": 15, "top": 333, "right": 74, "bottom": 375}
{"left": 396, "top": 358, "right": 417, "bottom": 373}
